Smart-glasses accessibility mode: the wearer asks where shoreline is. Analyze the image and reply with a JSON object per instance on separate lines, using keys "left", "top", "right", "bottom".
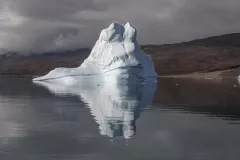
{"left": 0, "top": 68, "right": 239, "bottom": 80}
{"left": 159, "top": 68, "right": 240, "bottom": 79}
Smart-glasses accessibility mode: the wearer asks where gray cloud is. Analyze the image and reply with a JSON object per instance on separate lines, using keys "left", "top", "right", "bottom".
{"left": 0, "top": 0, "right": 240, "bottom": 53}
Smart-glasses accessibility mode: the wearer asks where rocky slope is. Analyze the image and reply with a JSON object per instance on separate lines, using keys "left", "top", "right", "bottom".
{"left": 143, "top": 33, "right": 240, "bottom": 75}
{"left": 0, "top": 49, "right": 90, "bottom": 76}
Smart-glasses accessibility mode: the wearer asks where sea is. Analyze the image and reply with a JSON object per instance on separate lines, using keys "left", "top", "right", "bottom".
{"left": 0, "top": 77, "right": 240, "bottom": 160}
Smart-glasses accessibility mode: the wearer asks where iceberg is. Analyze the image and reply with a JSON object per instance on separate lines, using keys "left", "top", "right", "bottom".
{"left": 34, "top": 79, "right": 157, "bottom": 139}
{"left": 33, "top": 22, "right": 158, "bottom": 83}
{"left": 32, "top": 22, "right": 158, "bottom": 139}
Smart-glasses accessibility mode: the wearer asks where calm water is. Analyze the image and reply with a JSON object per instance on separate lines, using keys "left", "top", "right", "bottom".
{"left": 0, "top": 77, "right": 240, "bottom": 160}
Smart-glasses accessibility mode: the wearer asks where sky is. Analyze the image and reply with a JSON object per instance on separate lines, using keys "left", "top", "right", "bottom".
{"left": 0, "top": 0, "right": 240, "bottom": 53}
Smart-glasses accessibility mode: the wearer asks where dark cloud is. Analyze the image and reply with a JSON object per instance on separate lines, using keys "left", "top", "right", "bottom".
{"left": 0, "top": 0, "right": 239, "bottom": 53}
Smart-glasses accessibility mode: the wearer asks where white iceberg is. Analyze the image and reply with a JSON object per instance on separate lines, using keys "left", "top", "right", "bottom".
{"left": 33, "top": 22, "right": 158, "bottom": 83}
{"left": 34, "top": 79, "right": 157, "bottom": 139}
{"left": 32, "top": 22, "right": 158, "bottom": 139}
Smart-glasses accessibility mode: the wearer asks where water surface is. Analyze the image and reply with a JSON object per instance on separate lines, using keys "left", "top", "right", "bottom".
{"left": 0, "top": 77, "right": 240, "bottom": 160}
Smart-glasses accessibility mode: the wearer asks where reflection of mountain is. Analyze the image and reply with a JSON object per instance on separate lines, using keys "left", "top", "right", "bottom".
{"left": 35, "top": 79, "right": 157, "bottom": 139}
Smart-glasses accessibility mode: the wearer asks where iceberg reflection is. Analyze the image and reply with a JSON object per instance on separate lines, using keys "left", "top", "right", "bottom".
{"left": 34, "top": 79, "right": 156, "bottom": 139}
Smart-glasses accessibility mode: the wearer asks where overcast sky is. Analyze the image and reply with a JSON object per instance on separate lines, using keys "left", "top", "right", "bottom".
{"left": 0, "top": 0, "right": 240, "bottom": 53}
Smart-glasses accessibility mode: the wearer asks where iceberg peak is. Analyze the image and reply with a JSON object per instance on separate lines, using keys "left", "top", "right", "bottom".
{"left": 33, "top": 22, "right": 158, "bottom": 83}
{"left": 98, "top": 22, "right": 137, "bottom": 43}
{"left": 124, "top": 22, "right": 137, "bottom": 41}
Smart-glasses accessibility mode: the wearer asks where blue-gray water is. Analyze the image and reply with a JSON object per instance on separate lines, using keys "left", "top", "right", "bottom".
{"left": 0, "top": 77, "right": 240, "bottom": 160}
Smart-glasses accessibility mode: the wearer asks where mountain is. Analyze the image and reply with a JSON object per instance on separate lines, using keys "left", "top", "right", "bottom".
{"left": 1, "top": 33, "right": 240, "bottom": 77}
{"left": 143, "top": 33, "right": 240, "bottom": 76}
{"left": 182, "top": 33, "right": 240, "bottom": 47}
{"left": 0, "top": 48, "right": 90, "bottom": 76}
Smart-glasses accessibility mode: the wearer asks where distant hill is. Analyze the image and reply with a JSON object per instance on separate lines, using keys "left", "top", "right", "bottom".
{"left": 0, "top": 48, "right": 90, "bottom": 76}
{"left": 182, "top": 33, "right": 240, "bottom": 47}
{"left": 143, "top": 33, "right": 240, "bottom": 76}
{"left": 1, "top": 33, "right": 240, "bottom": 77}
